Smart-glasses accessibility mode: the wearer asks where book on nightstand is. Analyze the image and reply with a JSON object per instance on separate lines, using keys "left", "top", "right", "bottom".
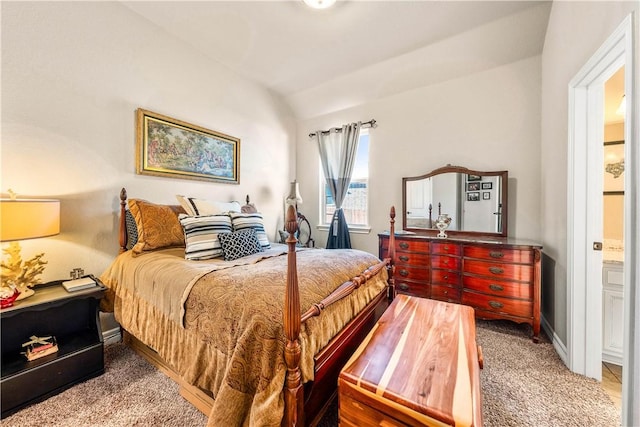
{"left": 62, "top": 277, "right": 97, "bottom": 292}
{"left": 22, "top": 336, "right": 58, "bottom": 361}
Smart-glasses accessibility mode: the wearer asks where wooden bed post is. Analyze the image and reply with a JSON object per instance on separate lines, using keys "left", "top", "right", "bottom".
{"left": 119, "top": 188, "right": 128, "bottom": 254}
{"left": 283, "top": 204, "right": 304, "bottom": 427}
{"left": 387, "top": 206, "right": 396, "bottom": 299}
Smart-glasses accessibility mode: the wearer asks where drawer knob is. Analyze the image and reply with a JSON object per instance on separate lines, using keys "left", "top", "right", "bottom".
{"left": 399, "top": 269, "right": 409, "bottom": 277}
{"left": 489, "top": 267, "right": 504, "bottom": 275}
{"left": 398, "top": 283, "right": 409, "bottom": 291}
{"left": 489, "top": 301, "right": 504, "bottom": 309}
{"left": 399, "top": 242, "right": 409, "bottom": 249}
{"left": 444, "top": 245, "right": 449, "bottom": 251}
{"left": 444, "top": 275, "right": 449, "bottom": 280}
{"left": 489, "top": 284, "right": 504, "bottom": 292}
{"left": 489, "top": 251, "right": 504, "bottom": 259}
{"left": 399, "top": 255, "right": 409, "bottom": 262}
{"left": 444, "top": 260, "right": 449, "bottom": 265}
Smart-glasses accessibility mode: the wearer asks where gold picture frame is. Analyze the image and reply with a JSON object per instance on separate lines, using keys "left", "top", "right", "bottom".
{"left": 136, "top": 109, "right": 240, "bottom": 184}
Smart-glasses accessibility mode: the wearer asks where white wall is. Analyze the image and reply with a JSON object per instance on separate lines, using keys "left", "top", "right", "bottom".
{"left": 296, "top": 55, "right": 542, "bottom": 254}
{"left": 540, "top": 1, "right": 638, "bottom": 344}
{"left": 1, "top": 2, "right": 296, "bottom": 282}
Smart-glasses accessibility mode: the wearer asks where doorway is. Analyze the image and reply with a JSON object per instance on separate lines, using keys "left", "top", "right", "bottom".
{"left": 567, "top": 13, "right": 636, "bottom": 426}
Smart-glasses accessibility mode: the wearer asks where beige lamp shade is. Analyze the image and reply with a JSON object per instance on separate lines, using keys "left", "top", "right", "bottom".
{"left": 1, "top": 199, "right": 60, "bottom": 242}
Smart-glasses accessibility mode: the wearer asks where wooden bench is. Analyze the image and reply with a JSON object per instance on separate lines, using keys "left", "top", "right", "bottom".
{"left": 338, "top": 294, "right": 483, "bottom": 426}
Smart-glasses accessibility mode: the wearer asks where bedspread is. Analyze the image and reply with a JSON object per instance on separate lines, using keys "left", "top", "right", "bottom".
{"left": 100, "top": 247, "right": 388, "bottom": 426}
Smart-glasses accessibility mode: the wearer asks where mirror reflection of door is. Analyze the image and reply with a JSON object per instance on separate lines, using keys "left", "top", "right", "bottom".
{"left": 462, "top": 175, "right": 501, "bottom": 233}
{"left": 406, "top": 179, "right": 431, "bottom": 227}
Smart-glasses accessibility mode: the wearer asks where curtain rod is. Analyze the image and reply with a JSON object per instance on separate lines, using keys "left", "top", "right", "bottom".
{"left": 308, "top": 119, "right": 377, "bottom": 138}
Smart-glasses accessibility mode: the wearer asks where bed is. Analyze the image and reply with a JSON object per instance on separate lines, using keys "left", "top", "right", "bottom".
{"left": 100, "top": 188, "right": 397, "bottom": 426}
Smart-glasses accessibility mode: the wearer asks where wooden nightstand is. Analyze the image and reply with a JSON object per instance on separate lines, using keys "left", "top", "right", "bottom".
{"left": 0, "top": 277, "right": 106, "bottom": 418}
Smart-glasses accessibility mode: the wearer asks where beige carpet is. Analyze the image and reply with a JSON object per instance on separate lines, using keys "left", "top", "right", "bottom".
{"left": 2, "top": 321, "right": 621, "bottom": 427}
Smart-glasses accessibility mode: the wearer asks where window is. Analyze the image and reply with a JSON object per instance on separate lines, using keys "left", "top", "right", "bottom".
{"left": 320, "top": 130, "right": 369, "bottom": 227}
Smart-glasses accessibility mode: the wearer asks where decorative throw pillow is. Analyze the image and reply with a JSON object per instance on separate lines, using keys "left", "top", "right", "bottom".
{"left": 128, "top": 199, "right": 186, "bottom": 254}
{"left": 218, "top": 229, "right": 264, "bottom": 261}
{"left": 179, "top": 214, "right": 232, "bottom": 260}
{"left": 230, "top": 212, "right": 271, "bottom": 250}
{"left": 125, "top": 209, "right": 139, "bottom": 250}
{"left": 176, "top": 195, "right": 241, "bottom": 216}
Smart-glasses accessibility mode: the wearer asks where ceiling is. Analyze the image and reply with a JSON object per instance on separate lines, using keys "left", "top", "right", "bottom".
{"left": 121, "top": 1, "right": 551, "bottom": 102}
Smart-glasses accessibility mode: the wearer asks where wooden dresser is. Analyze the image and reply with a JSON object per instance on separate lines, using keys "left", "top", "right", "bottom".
{"left": 379, "top": 233, "right": 542, "bottom": 342}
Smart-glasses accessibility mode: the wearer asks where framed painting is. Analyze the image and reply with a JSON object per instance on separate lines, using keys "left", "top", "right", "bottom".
{"left": 603, "top": 141, "right": 624, "bottom": 193}
{"left": 467, "top": 174, "right": 481, "bottom": 182}
{"left": 136, "top": 109, "right": 240, "bottom": 184}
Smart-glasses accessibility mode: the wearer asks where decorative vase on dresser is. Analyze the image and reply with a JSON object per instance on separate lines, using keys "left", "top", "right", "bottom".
{"left": 389, "top": 165, "right": 543, "bottom": 342}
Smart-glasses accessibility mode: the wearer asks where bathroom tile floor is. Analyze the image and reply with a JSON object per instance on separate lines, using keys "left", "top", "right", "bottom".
{"left": 602, "top": 362, "right": 622, "bottom": 412}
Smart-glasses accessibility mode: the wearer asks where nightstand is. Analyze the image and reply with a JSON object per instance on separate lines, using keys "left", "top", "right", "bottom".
{"left": 0, "top": 277, "right": 106, "bottom": 418}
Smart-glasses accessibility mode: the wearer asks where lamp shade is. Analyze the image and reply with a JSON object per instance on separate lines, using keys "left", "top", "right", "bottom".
{"left": 0, "top": 199, "right": 60, "bottom": 242}
{"left": 286, "top": 181, "right": 303, "bottom": 205}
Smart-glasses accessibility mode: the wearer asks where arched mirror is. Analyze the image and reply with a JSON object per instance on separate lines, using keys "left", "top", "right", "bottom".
{"left": 403, "top": 165, "right": 508, "bottom": 237}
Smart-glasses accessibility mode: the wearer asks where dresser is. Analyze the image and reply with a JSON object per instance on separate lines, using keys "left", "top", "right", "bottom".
{"left": 379, "top": 233, "right": 542, "bottom": 342}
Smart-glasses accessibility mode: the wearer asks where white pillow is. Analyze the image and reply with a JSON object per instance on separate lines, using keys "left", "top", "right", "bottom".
{"left": 176, "top": 195, "right": 241, "bottom": 216}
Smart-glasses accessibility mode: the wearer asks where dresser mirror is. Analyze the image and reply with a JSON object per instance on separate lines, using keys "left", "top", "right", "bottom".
{"left": 402, "top": 165, "right": 508, "bottom": 237}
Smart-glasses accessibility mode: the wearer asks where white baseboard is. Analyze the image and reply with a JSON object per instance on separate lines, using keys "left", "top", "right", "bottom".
{"left": 541, "top": 315, "right": 568, "bottom": 366}
{"left": 102, "top": 326, "right": 122, "bottom": 346}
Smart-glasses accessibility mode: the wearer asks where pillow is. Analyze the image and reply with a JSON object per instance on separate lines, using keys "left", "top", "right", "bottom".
{"left": 218, "top": 229, "right": 264, "bottom": 261}
{"left": 128, "top": 199, "right": 186, "bottom": 254}
{"left": 125, "top": 209, "right": 139, "bottom": 250}
{"left": 176, "top": 195, "right": 241, "bottom": 216}
{"left": 241, "top": 203, "right": 258, "bottom": 214}
{"left": 230, "top": 212, "right": 271, "bottom": 250}
{"left": 179, "top": 214, "right": 232, "bottom": 260}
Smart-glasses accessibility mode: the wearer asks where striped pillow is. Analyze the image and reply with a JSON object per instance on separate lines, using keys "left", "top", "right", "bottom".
{"left": 229, "top": 212, "right": 271, "bottom": 250}
{"left": 179, "top": 214, "right": 232, "bottom": 260}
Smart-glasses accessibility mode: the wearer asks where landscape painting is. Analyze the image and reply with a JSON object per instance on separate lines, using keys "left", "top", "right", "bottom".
{"left": 136, "top": 109, "right": 240, "bottom": 184}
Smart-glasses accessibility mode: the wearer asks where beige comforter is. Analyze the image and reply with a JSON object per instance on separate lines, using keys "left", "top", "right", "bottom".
{"left": 100, "top": 246, "right": 388, "bottom": 426}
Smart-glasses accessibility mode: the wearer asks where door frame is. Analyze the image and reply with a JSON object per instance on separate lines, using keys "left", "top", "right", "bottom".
{"left": 567, "top": 13, "right": 637, "bottom": 425}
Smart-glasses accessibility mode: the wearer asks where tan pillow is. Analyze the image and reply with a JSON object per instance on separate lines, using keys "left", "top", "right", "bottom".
{"left": 128, "top": 199, "right": 186, "bottom": 254}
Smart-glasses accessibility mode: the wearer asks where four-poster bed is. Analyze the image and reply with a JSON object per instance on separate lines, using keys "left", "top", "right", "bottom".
{"left": 101, "top": 188, "right": 396, "bottom": 426}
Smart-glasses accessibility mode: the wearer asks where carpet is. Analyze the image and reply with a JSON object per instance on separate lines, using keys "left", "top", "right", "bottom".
{"left": 2, "top": 320, "right": 620, "bottom": 426}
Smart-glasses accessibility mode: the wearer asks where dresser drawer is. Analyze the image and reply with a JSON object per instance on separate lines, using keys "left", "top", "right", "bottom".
{"left": 394, "top": 238, "right": 429, "bottom": 253}
{"left": 395, "top": 280, "right": 429, "bottom": 298}
{"left": 463, "top": 246, "right": 534, "bottom": 264}
{"left": 463, "top": 259, "right": 533, "bottom": 282}
{"left": 381, "top": 249, "right": 429, "bottom": 266}
{"left": 431, "top": 285, "right": 460, "bottom": 303}
{"left": 462, "top": 291, "right": 533, "bottom": 318}
{"left": 431, "top": 269, "right": 460, "bottom": 286}
{"left": 431, "top": 242, "right": 461, "bottom": 256}
{"left": 463, "top": 275, "right": 533, "bottom": 300}
{"left": 431, "top": 255, "right": 460, "bottom": 270}
{"left": 395, "top": 265, "right": 429, "bottom": 282}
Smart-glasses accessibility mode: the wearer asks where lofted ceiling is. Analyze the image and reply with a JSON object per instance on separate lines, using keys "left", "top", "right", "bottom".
{"left": 121, "top": 1, "right": 551, "bottom": 106}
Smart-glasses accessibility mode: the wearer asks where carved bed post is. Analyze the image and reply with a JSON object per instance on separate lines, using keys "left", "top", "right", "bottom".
{"left": 119, "top": 188, "right": 128, "bottom": 254}
{"left": 282, "top": 204, "right": 303, "bottom": 427}
{"left": 388, "top": 206, "right": 396, "bottom": 299}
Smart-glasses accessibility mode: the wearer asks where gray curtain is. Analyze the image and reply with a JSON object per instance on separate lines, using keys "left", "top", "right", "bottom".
{"left": 314, "top": 122, "right": 362, "bottom": 249}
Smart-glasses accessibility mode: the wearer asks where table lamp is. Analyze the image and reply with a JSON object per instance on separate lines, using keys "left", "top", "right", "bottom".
{"left": 285, "top": 180, "right": 303, "bottom": 209}
{"left": 1, "top": 193, "right": 60, "bottom": 302}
